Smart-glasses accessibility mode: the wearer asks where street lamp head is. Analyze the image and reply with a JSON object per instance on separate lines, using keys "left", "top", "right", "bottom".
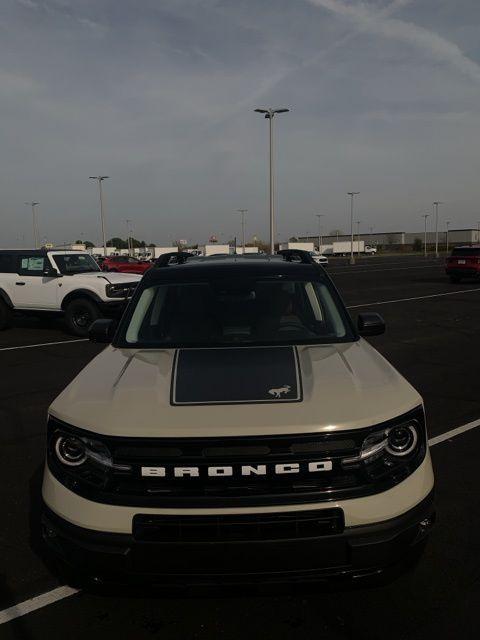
{"left": 255, "top": 107, "right": 289, "bottom": 119}
{"left": 348, "top": 192, "right": 360, "bottom": 196}
{"left": 89, "top": 176, "right": 109, "bottom": 180}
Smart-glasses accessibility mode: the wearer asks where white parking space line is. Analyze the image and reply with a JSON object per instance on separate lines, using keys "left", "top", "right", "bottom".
{"left": 1, "top": 415, "right": 480, "bottom": 625}
{"left": 0, "top": 586, "right": 79, "bottom": 625}
{"left": 347, "top": 287, "right": 480, "bottom": 309}
{"left": 0, "top": 339, "right": 88, "bottom": 352}
{"left": 429, "top": 418, "right": 480, "bottom": 447}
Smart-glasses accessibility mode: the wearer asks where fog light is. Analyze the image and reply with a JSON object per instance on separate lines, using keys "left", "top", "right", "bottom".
{"left": 55, "top": 435, "right": 86, "bottom": 466}
{"left": 386, "top": 424, "right": 417, "bottom": 457}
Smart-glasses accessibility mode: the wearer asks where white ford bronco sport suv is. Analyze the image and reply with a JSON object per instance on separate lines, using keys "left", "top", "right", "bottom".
{"left": 0, "top": 249, "right": 141, "bottom": 336}
{"left": 42, "top": 250, "right": 434, "bottom": 583}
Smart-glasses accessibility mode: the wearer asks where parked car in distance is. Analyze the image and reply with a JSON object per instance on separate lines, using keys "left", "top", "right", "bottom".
{"left": 102, "top": 255, "right": 153, "bottom": 275}
{"left": 0, "top": 249, "right": 140, "bottom": 336}
{"left": 445, "top": 246, "right": 480, "bottom": 282}
{"left": 309, "top": 251, "right": 329, "bottom": 265}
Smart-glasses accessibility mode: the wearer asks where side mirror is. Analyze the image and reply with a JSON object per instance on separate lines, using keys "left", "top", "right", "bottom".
{"left": 357, "top": 312, "right": 385, "bottom": 336}
{"left": 43, "top": 266, "right": 61, "bottom": 278}
{"left": 89, "top": 319, "right": 117, "bottom": 344}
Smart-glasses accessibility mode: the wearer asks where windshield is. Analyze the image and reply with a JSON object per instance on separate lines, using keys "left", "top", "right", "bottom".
{"left": 118, "top": 277, "right": 354, "bottom": 348}
{"left": 52, "top": 253, "right": 100, "bottom": 274}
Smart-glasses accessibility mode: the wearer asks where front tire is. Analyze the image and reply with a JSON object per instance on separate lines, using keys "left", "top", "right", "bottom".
{"left": 65, "top": 298, "right": 101, "bottom": 337}
{"left": 0, "top": 299, "right": 13, "bottom": 330}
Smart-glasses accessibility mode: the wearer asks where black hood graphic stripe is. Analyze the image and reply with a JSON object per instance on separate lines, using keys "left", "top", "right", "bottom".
{"left": 171, "top": 346, "right": 302, "bottom": 406}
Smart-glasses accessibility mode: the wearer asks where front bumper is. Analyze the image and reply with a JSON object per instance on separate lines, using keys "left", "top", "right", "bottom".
{"left": 41, "top": 490, "right": 435, "bottom": 583}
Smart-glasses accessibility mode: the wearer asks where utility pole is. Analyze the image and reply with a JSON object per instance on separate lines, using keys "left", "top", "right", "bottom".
{"left": 433, "top": 201, "right": 443, "bottom": 258}
{"left": 25, "top": 202, "right": 40, "bottom": 248}
{"left": 316, "top": 214, "right": 324, "bottom": 253}
{"left": 254, "top": 107, "right": 290, "bottom": 254}
{"left": 421, "top": 214, "right": 429, "bottom": 258}
{"left": 236, "top": 209, "right": 248, "bottom": 253}
{"left": 89, "top": 176, "right": 109, "bottom": 256}
{"left": 126, "top": 219, "right": 132, "bottom": 256}
{"left": 347, "top": 192, "right": 360, "bottom": 265}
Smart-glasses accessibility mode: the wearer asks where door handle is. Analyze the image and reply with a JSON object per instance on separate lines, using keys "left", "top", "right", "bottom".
{"left": 15, "top": 282, "right": 26, "bottom": 286}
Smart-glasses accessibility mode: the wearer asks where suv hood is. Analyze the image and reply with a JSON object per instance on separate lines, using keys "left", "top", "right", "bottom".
{"left": 69, "top": 272, "right": 142, "bottom": 284}
{"left": 50, "top": 340, "right": 422, "bottom": 438}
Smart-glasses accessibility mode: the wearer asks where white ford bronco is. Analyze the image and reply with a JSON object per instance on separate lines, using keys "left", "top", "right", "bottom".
{"left": 0, "top": 249, "right": 141, "bottom": 336}
{"left": 42, "top": 250, "right": 434, "bottom": 583}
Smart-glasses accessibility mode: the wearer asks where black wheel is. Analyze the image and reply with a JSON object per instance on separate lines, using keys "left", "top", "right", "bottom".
{"left": 0, "top": 299, "right": 13, "bottom": 330}
{"left": 450, "top": 276, "right": 461, "bottom": 283}
{"left": 65, "top": 298, "right": 101, "bottom": 337}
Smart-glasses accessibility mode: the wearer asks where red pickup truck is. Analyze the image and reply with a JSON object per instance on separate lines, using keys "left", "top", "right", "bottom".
{"left": 102, "top": 256, "right": 152, "bottom": 275}
{"left": 445, "top": 246, "right": 480, "bottom": 283}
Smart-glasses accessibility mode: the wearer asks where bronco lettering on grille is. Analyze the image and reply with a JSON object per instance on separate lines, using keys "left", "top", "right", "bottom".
{"left": 141, "top": 461, "right": 333, "bottom": 477}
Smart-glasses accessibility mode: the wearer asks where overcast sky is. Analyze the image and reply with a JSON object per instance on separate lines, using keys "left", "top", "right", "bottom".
{"left": 1, "top": 0, "right": 480, "bottom": 247}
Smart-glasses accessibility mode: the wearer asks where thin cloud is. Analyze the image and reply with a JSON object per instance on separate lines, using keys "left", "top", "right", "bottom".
{"left": 308, "top": 0, "right": 480, "bottom": 84}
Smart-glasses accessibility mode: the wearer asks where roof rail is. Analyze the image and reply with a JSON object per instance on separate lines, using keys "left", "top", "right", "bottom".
{"left": 154, "top": 251, "right": 192, "bottom": 268}
{"left": 276, "top": 249, "right": 315, "bottom": 264}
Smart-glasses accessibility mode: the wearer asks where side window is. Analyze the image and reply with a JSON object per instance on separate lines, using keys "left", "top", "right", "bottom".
{"left": 18, "top": 256, "right": 46, "bottom": 276}
{"left": 0, "top": 254, "right": 15, "bottom": 273}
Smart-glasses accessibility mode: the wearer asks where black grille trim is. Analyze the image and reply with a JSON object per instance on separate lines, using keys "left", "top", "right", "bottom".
{"left": 47, "top": 407, "right": 426, "bottom": 508}
{"left": 132, "top": 509, "right": 345, "bottom": 543}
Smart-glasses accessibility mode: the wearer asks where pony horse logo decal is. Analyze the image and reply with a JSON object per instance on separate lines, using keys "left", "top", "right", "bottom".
{"left": 268, "top": 385, "right": 291, "bottom": 399}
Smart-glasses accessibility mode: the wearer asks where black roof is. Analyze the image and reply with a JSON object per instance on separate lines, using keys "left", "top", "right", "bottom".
{"left": 143, "top": 252, "right": 323, "bottom": 283}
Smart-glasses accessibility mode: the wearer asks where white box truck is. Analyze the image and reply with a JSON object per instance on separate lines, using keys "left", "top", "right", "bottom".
{"left": 279, "top": 242, "right": 315, "bottom": 252}
{"left": 204, "top": 244, "right": 230, "bottom": 256}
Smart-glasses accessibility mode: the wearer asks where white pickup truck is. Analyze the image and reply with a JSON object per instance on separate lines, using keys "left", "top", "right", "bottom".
{"left": 0, "top": 249, "right": 141, "bottom": 336}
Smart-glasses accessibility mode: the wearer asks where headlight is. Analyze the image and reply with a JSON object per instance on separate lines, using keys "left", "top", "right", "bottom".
{"left": 342, "top": 416, "right": 425, "bottom": 483}
{"left": 52, "top": 431, "right": 129, "bottom": 471}
{"left": 55, "top": 435, "right": 86, "bottom": 466}
{"left": 386, "top": 424, "right": 418, "bottom": 457}
{"left": 106, "top": 283, "right": 137, "bottom": 298}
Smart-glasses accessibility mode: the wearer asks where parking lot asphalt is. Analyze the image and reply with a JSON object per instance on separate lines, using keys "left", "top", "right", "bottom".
{"left": 2, "top": 254, "right": 480, "bottom": 639}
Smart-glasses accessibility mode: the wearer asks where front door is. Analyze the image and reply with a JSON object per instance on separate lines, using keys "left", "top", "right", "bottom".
{"left": 13, "top": 255, "right": 60, "bottom": 309}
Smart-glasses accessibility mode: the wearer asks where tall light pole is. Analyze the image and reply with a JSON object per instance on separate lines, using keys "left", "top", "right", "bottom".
{"left": 477, "top": 221, "right": 480, "bottom": 243}
{"left": 89, "top": 176, "right": 109, "bottom": 256}
{"left": 347, "top": 192, "right": 360, "bottom": 265}
{"left": 316, "top": 214, "right": 324, "bottom": 252}
{"left": 446, "top": 220, "right": 451, "bottom": 253}
{"left": 25, "top": 202, "right": 40, "bottom": 248}
{"left": 356, "top": 220, "right": 362, "bottom": 256}
{"left": 254, "top": 107, "right": 290, "bottom": 254}
{"left": 421, "top": 214, "right": 429, "bottom": 258}
{"left": 433, "top": 201, "right": 443, "bottom": 258}
{"left": 126, "top": 219, "right": 132, "bottom": 256}
{"left": 236, "top": 209, "right": 247, "bottom": 253}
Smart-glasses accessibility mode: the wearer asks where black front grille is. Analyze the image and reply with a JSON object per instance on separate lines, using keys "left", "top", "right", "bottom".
{"left": 47, "top": 407, "right": 425, "bottom": 508}
{"left": 132, "top": 509, "right": 344, "bottom": 543}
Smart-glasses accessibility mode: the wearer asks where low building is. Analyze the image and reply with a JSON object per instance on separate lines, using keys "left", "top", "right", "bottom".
{"left": 299, "top": 229, "right": 480, "bottom": 248}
